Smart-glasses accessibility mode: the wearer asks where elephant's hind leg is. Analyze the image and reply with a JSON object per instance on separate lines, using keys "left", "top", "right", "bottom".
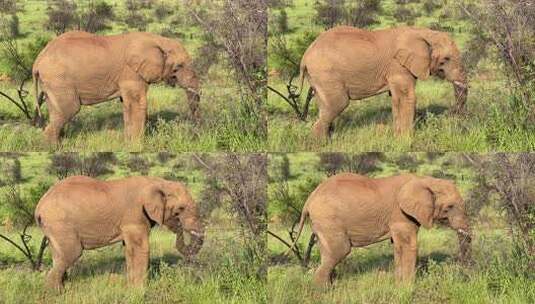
{"left": 46, "top": 231, "right": 82, "bottom": 291}
{"left": 312, "top": 86, "right": 349, "bottom": 140}
{"left": 313, "top": 230, "right": 351, "bottom": 287}
{"left": 43, "top": 89, "right": 80, "bottom": 144}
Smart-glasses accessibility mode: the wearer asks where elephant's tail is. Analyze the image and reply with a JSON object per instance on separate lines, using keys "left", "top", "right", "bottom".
{"left": 285, "top": 203, "right": 309, "bottom": 255}
{"left": 33, "top": 71, "right": 44, "bottom": 124}
{"left": 295, "top": 61, "right": 307, "bottom": 97}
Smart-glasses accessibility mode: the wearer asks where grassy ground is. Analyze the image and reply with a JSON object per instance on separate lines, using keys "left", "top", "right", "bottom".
{"left": 268, "top": 225, "right": 533, "bottom": 304}
{"left": 0, "top": 225, "right": 265, "bottom": 304}
{"left": 0, "top": 152, "right": 267, "bottom": 303}
{"left": 267, "top": 153, "right": 534, "bottom": 303}
{"left": 0, "top": 1, "right": 265, "bottom": 152}
{"left": 267, "top": 0, "right": 535, "bottom": 152}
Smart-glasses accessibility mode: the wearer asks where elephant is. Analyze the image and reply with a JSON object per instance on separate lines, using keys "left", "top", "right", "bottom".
{"left": 290, "top": 173, "right": 472, "bottom": 286}
{"left": 35, "top": 175, "right": 204, "bottom": 290}
{"left": 297, "top": 26, "right": 468, "bottom": 138}
{"left": 32, "top": 31, "right": 200, "bottom": 144}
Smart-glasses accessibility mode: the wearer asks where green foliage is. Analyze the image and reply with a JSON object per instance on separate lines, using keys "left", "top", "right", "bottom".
{"left": 80, "top": 1, "right": 115, "bottom": 33}
{"left": 268, "top": 30, "right": 318, "bottom": 79}
{"left": 275, "top": 9, "right": 289, "bottom": 34}
{"left": 1, "top": 35, "right": 50, "bottom": 82}
{"left": 153, "top": 1, "right": 172, "bottom": 21}
{"left": 0, "top": 0, "right": 17, "bottom": 14}
{"left": 7, "top": 14, "right": 19, "bottom": 38}
{"left": 45, "top": 0, "right": 78, "bottom": 34}
{"left": 393, "top": 6, "right": 421, "bottom": 25}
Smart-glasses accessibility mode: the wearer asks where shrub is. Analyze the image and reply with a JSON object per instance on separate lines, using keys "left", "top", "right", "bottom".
{"left": 423, "top": 0, "right": 441, "bottom": 14}
{"left": 0, "top": 0, "right": 17, "bottom": 14}
{"left": 314, "top": 0, "right": 346, "bottom": 29}
{"left": 393, "top": 6, "right": 420, "bottom": 24}
{"left": 274, "top": 9, "right": 289, "bottom": 33}
{"left": 45, "top": 0, "right": 78, "bottom": 34}
{"left": 461, "top": 0, "right": 535, "bottom": 110}
{"left": 124, "top": 0, "right": 149, "bottom": 30}
{"left": 346, "top": 0, "right": 382, "bottom": 28}
{"left": 1, "top": 34, "right": 50, "bottom": 82}
{"left": 47, "top": 153, "right": 115, "bottom": 179}
{"left": 126, "top": 154, "right": 151, "bottom": 175}
{"left": 8, "top": 14, "right": 19, "bottom": 38}
{"left": 80, "top": 0, "right": 114, "bottom": 33}
{"left": 153, "top": 2, "right": 172, "bottom": 21}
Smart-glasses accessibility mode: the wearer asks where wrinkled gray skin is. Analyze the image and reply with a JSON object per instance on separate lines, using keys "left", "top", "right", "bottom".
{"left": 291, "top": 173, "right": 472, "bottom": 286}
{"left": 33, "top": 31, "right": 200, "bottom": 144}
{"left": 35, "top": 176, "right": 204, "bottom": 291}
{"left": 298, "top": 26, "right": 468, "bottom": 138}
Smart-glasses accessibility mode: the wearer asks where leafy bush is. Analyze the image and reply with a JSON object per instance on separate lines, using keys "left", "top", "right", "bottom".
{"left": 274, "top": 9, "right": 289, "bottom": 33}
{"left": 1, "top": 35, "right": 50, "bottom": 82}
{"left": 45, "top": 0, "right": 78, "bottom": 34}
{"left": 346, "top": 0, "right": 382, "bottom": 28}
{"left": 153, "top": 2, "right": 172, "bottom": 21}
{"left": 314, "top": 0, "right": 345, "bottom": 29}
{"left": 80, "top": 1, "right": 115, "bottom": 33}
{"left": 423, "top": 0, "right": 441, "bottom": 14}
{"left": 0, "top": 0, "right": 17, "bottom": 14}
{"left": 268, "top": 30, "right": 319, "bottom": 78}
{"left": 47, "top": 153, "right": 115, "bottom": 179}
{"left": 393, "top": 6, "right": 421, "bottom": 24}
{"left": 126, "top": 154, "right": 151, "bottom": 175}
{"left": 8, "top": 14, "right": 19, "bottom": 38}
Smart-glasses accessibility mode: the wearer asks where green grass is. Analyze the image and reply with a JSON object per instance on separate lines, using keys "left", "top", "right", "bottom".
{"left": 0, "top": 225, "right": 266, "bottom": 304}
{"left": 267, "top": 152, "right": 534, "bottom": 303}
{"left": 267, "top": 0, "right": 535, "bottom": 152}
{"left": 268, "top": 225, "right": 534, "bottom": 304}
{"left": 0, "top": 1, "right": 265, "bottom": 152}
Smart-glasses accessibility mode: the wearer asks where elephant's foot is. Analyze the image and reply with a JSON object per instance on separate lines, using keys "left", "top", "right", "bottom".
{"left": 45, "top": 272, "right": 65, "bottom": 293}
{"left": 313, "top": 267, "right": 334, "bottom": 288}
{"left": 311, "top": 122, "right": 331, "bottom": 142}
{"left": 43, "top": 132, "right": 61, "bottom": 147}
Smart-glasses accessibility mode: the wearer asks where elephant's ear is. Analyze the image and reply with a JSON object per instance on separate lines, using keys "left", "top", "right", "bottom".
{"left": 154, "top": 37, "right": 178, "bottom": 79}
{"left": 127, "top": 45, "right": 167, "bottom": 83}
{"left": 142, "top": 186, "right": 167, "bottom": 225}
{"left": 398, "top": 178, "right": 435, "bottom": 228}
{"left": 395, "top": 33, "right": 432, "bottom": 80}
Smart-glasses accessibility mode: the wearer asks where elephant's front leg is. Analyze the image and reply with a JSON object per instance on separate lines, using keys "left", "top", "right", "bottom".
{"left": 122, "top": 226, "right": 150, "bottom": 286}
{"left": 388, "top": 74, "right": 417, "bottom": 135}
{"left": 391, "top": 223, "right": 418, "bottom": 283}
{"left": 120, "top": 81, "right": 148, "bottom": 141}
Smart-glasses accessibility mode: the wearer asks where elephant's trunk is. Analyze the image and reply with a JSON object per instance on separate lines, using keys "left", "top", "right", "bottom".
{"left": 186, "top": 88, "right": 201, "bottom": 122}
{"left": 175, "top": 229, "right": 204, "bottom": 257}
{"left": 452, "top": 81, "right": 468, "bottom": 114}
{"left": 456, "top": 228, "right": 472, "bottom": 265}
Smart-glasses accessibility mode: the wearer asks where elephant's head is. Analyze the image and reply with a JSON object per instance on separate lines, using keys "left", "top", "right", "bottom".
{"left": 129, "top": 34, "right": 201, "bottom": 119}
{"left": 142, "top": 179, "right": 204, "bottom": 257}
{"left": 395, "top": 28, "right": 468, "bottom": 112}
{"left": 397, "top": 176, "right": 472, "bottom": 263}
{"left": 156, "top": 37, "right": 201, "bottom": 118}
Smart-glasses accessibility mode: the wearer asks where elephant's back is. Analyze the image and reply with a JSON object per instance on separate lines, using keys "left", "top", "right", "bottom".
{"left": 307, "top": 173, "right": 379, "bottom": 210}
{"left": 36, "top": 176, "right": 112, "bottom": 221}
